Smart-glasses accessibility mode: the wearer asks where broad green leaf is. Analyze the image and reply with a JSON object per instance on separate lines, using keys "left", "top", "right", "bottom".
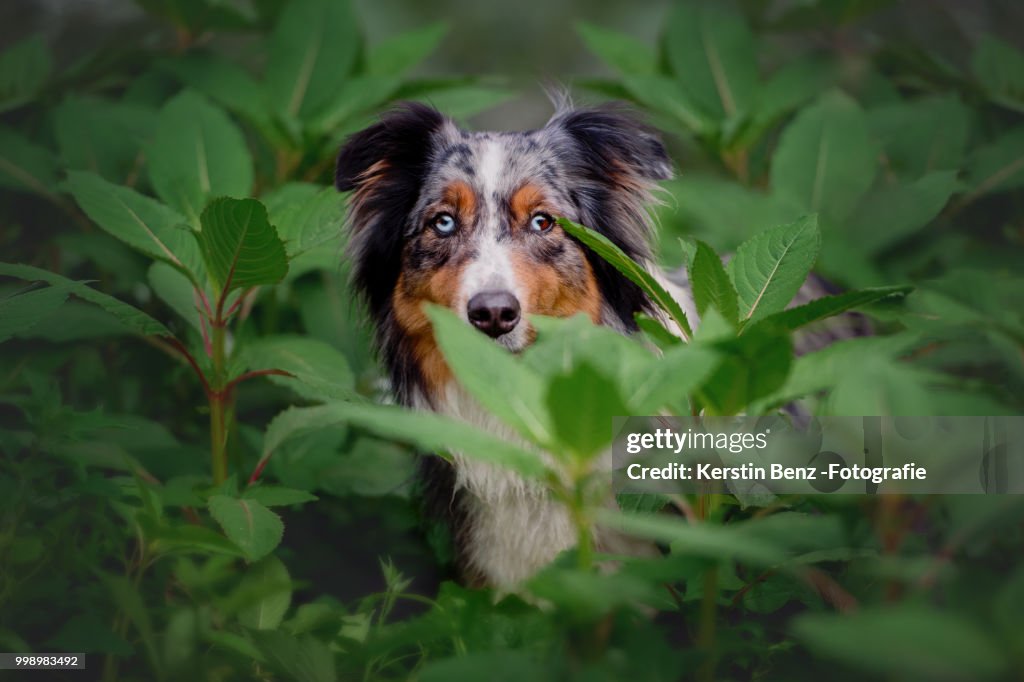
{"left": 249, "top": 631, "right": 336, "bottom": 682}
{"left": 196, "top": 197, "right": 288, "bottom": 294}
{"left": 242, "top": 336, "right": 354, "bottom": 402}
{"left": 729, "top": 215, "right": 821, "bottom": 324}
{"left": 262, "top": 403, "right": 546, "bottom": 481}
{"left": 966, "top": 127, "right": 1024, "bottom": 198}
{"left": 160, "top": 52, "right": 268, "bottom": 126}
{"left": 427, "top": 305, "right": 554, "bottom": 446}
{"left": 265, "top": 0, "right": 359, "bottom": 121}
{"left": 753, "top": 58, "right": 837, "bottom": 126}
{"left": 419, "top": 651, "right": 545, "bottom": 682}
{"left": 546, "top": 362, "right": 629, "bottom": 460}
{"left": 406, "top": 84, "right": 515, "bottom": 121}
{"left": 972, "top": 36, "right": 1024, "bottom": 112}
{"left": 792, "top": 607, "right": 1009, "bottom": 681}
{"left": 308, "top": 75, "right": 402, "bottom": 136}
{"left": 237, "top": 556, "right": 292, "bottom": 630}
{"left": 664, "top": 0, "right": 758, "bottom": 119}
{"left": 621, "top": 74, "right": 711, "bottom": 136}
{"left": 559, "top": 217, "right": 693, "bottom": 338}
{"left": 0, "top": 126, "right": 59, "bottom": 196}
{"left": 53, "top": 96, "right": 156, "bottom": 182}
{"left": 771, "top": 91, "right": 877, "bottom": 224}
{"left": 845, "top": 171, "right": 960, "bottom": 254}
{"left": 749, "top": 285, "right": 911, "bottom": 333}
{"left": 104, "top": 575, "right": 160, "bottom": 674}
{"left": 263, "top": 183, "right": 345, "bottom": 258}
{"left": 208, "top": 494, "right": 284, "bottom": 562}
{"left": 700, "top": 325, "right": 792, "bottom": 414}
{"left": 0, "top": 35, "right": 51, "bottom": 114}
{"left": 0, "top": 263, "right": 171, "bottom": 337}
{"left": 596, "top": 509, "right": 786, "bottom": 566}
{"left": 148, "top": 524, "right": 246, "bottom": 558}
{"left": 147, "top": 262, "right": 203, "bottom": 333}
{"left": 148, "top": 91, "right": 253, "bottom": 222}
{"left": 867, "top": 95, "right": 970, "bottom": 177}
{"left": 367, "top": 22, "right": 446, "bottom": 76}
{"left": 577, "top": 22, "right": 656, "bottom": 76}
{"left": 629, "top": 343, "right": 720, "bottom": 412}
{"left": 0, "top": 286, "right": 69, "bottom": 343}
{"left": 66, "top": 171, "right": 203, "bottom": 283}
{"left": 242, "top": 486, "right": 317, "bottom": 507}
{"left": 690, "top": 240, "right": 739, "bottom": 325}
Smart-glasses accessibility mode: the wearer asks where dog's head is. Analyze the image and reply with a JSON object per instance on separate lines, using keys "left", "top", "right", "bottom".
{"left": 336, "top": 100, "right": 671, "bottom": 401}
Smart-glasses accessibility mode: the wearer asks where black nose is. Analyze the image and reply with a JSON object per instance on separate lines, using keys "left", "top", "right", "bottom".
{"left": 467, "top": 291, "right": 521, "bottom": 338}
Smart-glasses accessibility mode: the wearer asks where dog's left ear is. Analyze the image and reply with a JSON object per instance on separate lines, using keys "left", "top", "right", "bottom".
{"left": 551, "top": 106, "right": 672, "bottom": 184}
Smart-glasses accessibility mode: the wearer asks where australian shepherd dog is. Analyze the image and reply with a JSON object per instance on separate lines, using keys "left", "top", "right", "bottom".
{"left": 334, "top": 99, "right": 859, "bottom": 588}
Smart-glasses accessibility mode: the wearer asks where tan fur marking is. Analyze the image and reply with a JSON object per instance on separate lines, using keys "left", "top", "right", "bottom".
{"left": 509, "top": 183, "right": 546, "bottom": 225}
{"left": 510, "top": 250, "right": 602, "bottom": 323}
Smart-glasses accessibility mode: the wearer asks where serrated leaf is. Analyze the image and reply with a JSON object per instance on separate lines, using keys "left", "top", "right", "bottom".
{"left": 868, "top": 95, "right": 970, "bottom": 177}
{"left": 367, "top": 22, "right": 446, "bottom": 76}
{"left": 0, "top": 263, "right": 172, "bottom": 337}
{"left": 308, "top": 75, "right": 402, "bottom": 136}
{"left": 242, "top": 335, "right": 354, "bottom": 402}
{"left": 771, "top": 91, "right": 877, "bottom": 224}
{"left": 66, "top": 170, "right": 203, "bottom": 284}
{"left": 749, "top": 285, "right": 911, "bottom": 333}
{"left": 972, "top": 36, "right": 1024, "bottom": 112}
{"left": 160, "top": 52, "right": 268, "bottom": 126}
{"left": 148, "top": 523, "right": 246, "bottom": 558}
{"left": 577, "top": 22, "right": 656, "bottom": 76}
{"left": 148, "top": 91, "right": 253, "bottom": 222}
{"left": 250, "top": 630, "right": 336, "bottom": 682}
{"left": 427, "top": 305, "right": 553, "bottom": 446}
{"left": 242, "top": 486, "right": 317, "bottom": 507}
{"left": 559, "top": 217, "right": 693, "bottom": 338}
{"left": 664, "top": 0, "right": 758, "bottom": 119}
{"left": 0, "top": 34, "right": 51, "bottom": 114}
{"left": 629, "top": 343, "right": 720, "bottom": 412}
{"left": 265, "top": 0, "right": 359, "bottom": 121}
{"left": 147, "top": 262, "right": 203, "bottom": 333}
{"left": 197, "top": 197, "right": 288, "bottom": 295}
{"left": 700, "top": 325, "right": 792, "bottom": 414}
{"left": 237, "top": 556, "right": 292, "bottom": 630}
{"left": 729, "top": 215, "right": 820, "bottom": 324}
{"left": 966, "top": 127, "right": 1024, "bottom": 198}
{"left": 620, "top": 74, "right": 711, "bottom": 135}
{"left": 208, "top": 494, "right": 283, "bottom": 562}
{"left": 0, "top": 126, "right": 59, "bottom": 196}
{"left": 546, "top": 362, "right": 628, "bottom": 460}
{"left": 262, "top": 403, "right": 545, "bottom": 481}
{"left": 263, "top": 183, "right": 345, "bottom": 258}
{"left": 53, "top": 96, "right": 156, "bottom": 182}
{"left": 0, "top": 286, "right": 69, "bottom": 343}
{"left": 690, "top": 240, "right": 739, "bottom": 325}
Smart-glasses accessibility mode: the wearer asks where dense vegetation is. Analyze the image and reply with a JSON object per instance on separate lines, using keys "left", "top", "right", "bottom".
{"left": 1, "top": 0, "right": 1022, "bottom": 680}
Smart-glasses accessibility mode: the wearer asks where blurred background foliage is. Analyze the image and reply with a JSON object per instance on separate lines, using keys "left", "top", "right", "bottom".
{"left": 0, "top": 0, "right": 1023, "bottom": 680}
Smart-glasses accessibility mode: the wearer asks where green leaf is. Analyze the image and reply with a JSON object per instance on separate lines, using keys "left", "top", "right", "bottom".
{"left": 749, "top": 285, "right": 911, "bottom": 333}
{"left": 426, "top": 305, "right": 553, "bottom": 445}
{"left": 249, "top": 631, "right": 336, "bottom": 682}
{"left": 690, "top": 240, "right": 739, "bottom": 325}
{"left": 972, "top": 36, "right": 1024, "bottom": 112}
{"left": 196, "top": 197, "right": 288, "bottom": 295}
{"left": 664, "top": 0, "right": 758, "bottom": 119}
{"left": 577, "top": 22, "right": 656, "bottom": 76}
{"left": 160, "top": 52, "right": 269, "bottom": 127}
{"left": 65, "top": 171, "right": 203, "bottom": 283}
{"left": 0, "top": 34, "right": 51, "bottom": 114}
{"left": 546, "top": 362, "right": 629, "bottom": 460}
{"left": 265, "top": 0, "right": 359, "bottom": 121}
{"left": 0, "top": 263, "right": 172, "bottom": 337}
{"left": 0, "top": 286, "right": 69, "bottom": 343}
{"left": 104, "top": 575, "right": 160, "bottom": 674}
{"left": 208, "top": 494, "right": 284, "bottom": 562}
{"left": 237, "top": 556, "right": 292, "bottom": 630}
{"left": 0, "top": 126, "right": 59, "bottom": 196}
{"left": 700, "top": 324, "right": 792, "bottom": 414}
{"left": 307, "top": 75, "right": 402, "bottom": 136}
{"left": 263, "top": 183, "right": 345, "bottom": 258}
{"left": 148, "top": 91, "right": 253, "bottom": 222}
{"left": 621, "top": 74, "right": 712, "bottom": 136}
{"left": 559, "top": 217, "right": 693, "bottom": 338}
{"left": 844, "top": 171, "right": 960, "bottom": 254}
{"left": 242, "top": 486, "right": 317, "bottom": 507}
{"left": 771, "top": 91, "right": 877, "bottom": 224}
{"left": 262, "top": 403, "right": 546, "bottom": 481}
{"left": 367, "top": 22, "right": 447, "bottom": 76}
{"left": 53, "top": 96, "right": 156, "bottom": 183}
{"left": 966, "top": 127, "right": 1024, "bottom": 198}
{"left": 242, "top": 336, "right": 354, "bottom": 402}
{"left": 405, "top": 84, "right": 515, "bottom": 121}
{"left": 792, "top": 607, "right": 1009, "bottom": 681}
{"left": 867, "top": 95, "right": 970, "bottom": 177}
{"left": 148, "top": 524, "right": 246, "bottom": 558}
{"left": 629, "top": 343, "right": 720, "bottom": 412}
{"left": 728, "top": 215, "right": 821, "bottom": 324}
{"left": 147, "top": 262, "right": 203, "bottom": 333}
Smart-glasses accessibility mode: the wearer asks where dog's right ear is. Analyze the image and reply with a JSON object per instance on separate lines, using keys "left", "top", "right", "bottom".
{"left": 335, "top": 103, "right": 446, "bottom": 317}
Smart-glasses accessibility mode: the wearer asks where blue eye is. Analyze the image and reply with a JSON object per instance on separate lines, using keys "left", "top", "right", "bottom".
{"left": 530, "top": 213, "right": 554, "bottom": 232}
{"left": 431, "top": 212, "right": 457, "bottom": 235}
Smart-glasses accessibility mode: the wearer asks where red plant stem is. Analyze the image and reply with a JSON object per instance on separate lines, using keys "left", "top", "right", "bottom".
{"left": 164, "top": 336, "right": 213, "bottom": 397}
{"left": 222, "top": 368, "right": 294, "bottom": 395}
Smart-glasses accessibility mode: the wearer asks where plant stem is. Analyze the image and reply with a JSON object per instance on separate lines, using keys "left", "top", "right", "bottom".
{"left": 697, "top": 565, "right": 719, "bottom": 682}
{"left": 210, "top": 322, "right": 228, "bottom": 485}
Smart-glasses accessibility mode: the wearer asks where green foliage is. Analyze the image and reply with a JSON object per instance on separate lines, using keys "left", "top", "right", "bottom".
{"left": 1, "top": 1, "right": 1022, "bottom": 680}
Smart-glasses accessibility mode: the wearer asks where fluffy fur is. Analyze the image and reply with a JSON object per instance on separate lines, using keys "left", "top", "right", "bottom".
{"left": 335, "top": 100, "right": 862, "bottom": 587}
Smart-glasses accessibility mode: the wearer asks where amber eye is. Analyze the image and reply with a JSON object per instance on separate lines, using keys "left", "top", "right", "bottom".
{"left": 431, "top": 212, "right": 457, "bottom": 235}
{"left": 529, "top": 212, "right": 555, "bottom": 232}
